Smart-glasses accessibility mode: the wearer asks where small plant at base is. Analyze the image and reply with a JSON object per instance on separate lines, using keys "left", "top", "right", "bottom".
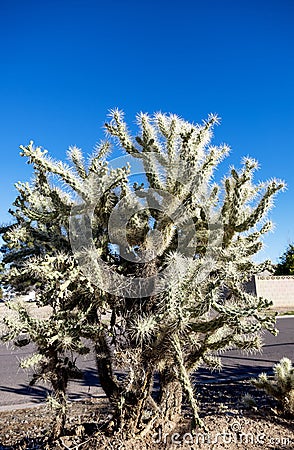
{"left": 251, "top": 357, "right": 294, "bottom": 417}
{"left": 241, "top": 393, "right": 257, "bottom": 409}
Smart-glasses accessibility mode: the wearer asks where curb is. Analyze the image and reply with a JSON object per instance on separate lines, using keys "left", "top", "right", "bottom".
{"left": 0, "top": 402, "right": 44, "bottom": 412}
{"left": 277, "top": 315, "right": 294, "bottom": 319}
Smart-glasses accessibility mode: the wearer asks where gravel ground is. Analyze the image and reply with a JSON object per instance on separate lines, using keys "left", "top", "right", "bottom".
{"left": 0, "top": 381, "right": 293, "bottom": 449}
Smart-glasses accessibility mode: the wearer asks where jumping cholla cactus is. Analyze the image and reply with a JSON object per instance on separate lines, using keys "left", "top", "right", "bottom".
{"left": 0, "top": 109, "right": 285, "bottom": 439}
{"left": 251, "top": 357, "right": 294, "bottom": 417}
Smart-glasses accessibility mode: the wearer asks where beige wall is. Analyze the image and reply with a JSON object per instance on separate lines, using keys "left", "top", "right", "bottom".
{"left": 254, "top": 275, "right": 294, "bottom": 308}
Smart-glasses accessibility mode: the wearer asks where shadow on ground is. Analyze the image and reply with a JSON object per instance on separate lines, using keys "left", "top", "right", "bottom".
{"left": 193, "top": 361, "right": 274, "bottom": 384}
{"left": 0, "top": 361, "right": 279, "bottom": 405}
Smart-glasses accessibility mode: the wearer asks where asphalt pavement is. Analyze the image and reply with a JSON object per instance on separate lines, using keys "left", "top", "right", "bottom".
{"left": 0, "top": 317, "right": 293, "bottom": 410}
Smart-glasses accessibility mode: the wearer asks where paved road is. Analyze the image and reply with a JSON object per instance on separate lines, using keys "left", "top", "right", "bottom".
{"left": 0, "top": 317, "right": 293, "bottom": 409}
{"left": 194, "top": 316, "right": 294, "bottom": 383}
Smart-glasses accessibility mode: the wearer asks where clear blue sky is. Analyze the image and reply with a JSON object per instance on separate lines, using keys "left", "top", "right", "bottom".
{"left": 0, "top": 0, "right": 293, "bottom": 263}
